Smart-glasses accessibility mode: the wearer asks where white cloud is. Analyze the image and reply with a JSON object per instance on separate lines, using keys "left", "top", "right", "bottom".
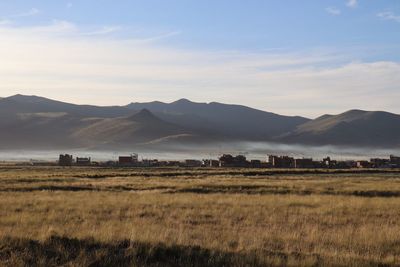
{"left": 326, "top": 7, "right": 341, "bottom": 16}
{"left": 346, "top": 0, "right": 357, "bottom": 8}
{"left": 83, "top": 26, "right": 122, "bottom": 36}
{"left": 7, "top": 8, "right": 40, "bottom": 18}
{"left": 0, "top": 22, "right": 399, "bottom": 118}
{"left": 67, "top": 2, "right": 73, "bottom": 9}
{"left": 377, "top": 11, "right": 400, "bottom": 23}
{"left": 0, "top": 19, "right": 11, "bottom": 25}
{"left": 136, "top": 31, "right": 181, "bottom": 43}
{"left": 0, "top": 8, "right": 40, "bottom": 25}
{"left": 27, "top": 20, "right": 77, "bottom": 34}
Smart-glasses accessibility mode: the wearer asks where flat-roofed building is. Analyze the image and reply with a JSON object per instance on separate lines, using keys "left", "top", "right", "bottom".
{"left": 118, "top": 154, "right": 139, "bottom": 166}
{"left": 268, "top": 155, "right": 295, "bottom": 168}
{"left": 294, "top": 158, "right": 314, "bottom": 168}
{"left": 76, "top": 157, "right": 91, "bottom": 166}
{"left": 59, "top": 154, "right": 73, "bottom": 166}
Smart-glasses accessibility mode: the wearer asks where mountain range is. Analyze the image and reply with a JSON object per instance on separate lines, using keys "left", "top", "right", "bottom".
{"left": 1, "top": 94, "right": 399, "bottom": 150}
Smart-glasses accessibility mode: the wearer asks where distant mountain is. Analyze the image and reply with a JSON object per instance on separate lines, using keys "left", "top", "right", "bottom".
{"left": 72, "top": 109, "right": 196, "bottom": 149}
{"left": 277, "top": 110, "right": 400, "bottom": 147}
{"left": 1, "top": 94, "right": 400, "bottom": 149}
{"left": 0, "top": 95, "right": 132, "bottom": 149}
{"left": 0, "top": 96, "right": 211, "bottom": 149}
{"left": 127, "top": 99, "right": 309, "bottom": 140}
{"left": 0, "top": 94, "right": 130, "bottom": 118}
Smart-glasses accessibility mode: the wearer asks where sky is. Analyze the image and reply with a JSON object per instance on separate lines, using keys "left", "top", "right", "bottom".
{"left": 0, "top": 0, "right": 399, "bottom": 118}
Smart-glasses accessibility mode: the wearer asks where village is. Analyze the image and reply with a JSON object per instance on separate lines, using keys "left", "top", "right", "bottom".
{"left": 56, "top": 153, "right": 400, "bottom": 169}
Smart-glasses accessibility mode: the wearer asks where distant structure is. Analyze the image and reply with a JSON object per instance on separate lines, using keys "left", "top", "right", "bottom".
{"left": 52, "top": 152, "right": 400, "bottom": 169}
{"left": 356, "top": 160, "right": 372, "bottom": 168}
{"left": 390, "top": 155, "right": 400, "bottom": 166}
{"left": 118, "top": 154, "right": 139, "bottom": 166}
{"left": 294, "top": 158, "right": 314, "bottom": 169}
{"left": 59, "top": 154, "right": 73, "bottom": 166}
{"left": 219, "top": 154, "right": 249, "bottom": 167}
{"left": 268, "top": 155, "right": 295, "bottom": 168}
{"left": 184, "top": 159, "right": 202, "bottom": 167}
{"left": 219, "top": 154, "right": 234, "bottom": 167}
{"left": 76, "top": 157, "right": 91, "bottom": 166}
{"left": 202, "top": 159, "right": 219, "bottom": 167}
{"left": 370, "top": 158, "right": 390, "bottom": 168}
{"left": 250, "top": 159, "right": 262, "bottom": 168}
{"left": 141, "top": 159, "right": 159, "bottom": 167}
{"left": 323, "top": 157, "right": 335, "bottom": 168}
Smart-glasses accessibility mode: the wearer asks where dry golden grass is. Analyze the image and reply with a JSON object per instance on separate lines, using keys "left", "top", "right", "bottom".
{"left": 1, "top": 167, "right": 400, "bottom": 266}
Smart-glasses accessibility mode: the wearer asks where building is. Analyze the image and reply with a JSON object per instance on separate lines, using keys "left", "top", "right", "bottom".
{"left": 357, "top": 161, "right": 372, "bottom": 168}
{"left": 219, "top": 154, "right": 249, "bottom": 167}
{"left": 370, "top": 158, "right": 390, "bottom": 168}
{"left": 344, "top": 160, "right": 357, "bottom": 168}
{"left": 250, "top": 160, "right": 262, "bottom": 168}
{"left": 390, "top": 155, "right": 400, "bottom": 167}
{"left": 311, "top": 161, "right": 326, "bottom": 169}
{"left": 183, "top": 159, "right": 203, "bottom": 167}
{"left": 219, "top": 154, "right": 234, "bottom": 167}
{"left": 59, "top": 154, "right": 73, "bottom": 166}
{"left": 76, "top": 157, "right": 91, "bottom": 166}
{"left": 294, "top": 158, "right": 314, "bottom": 169}
{"left": 202, "top": 159, "right": 220, "bottom": 167}
{"left": 141, "top": 159, "right": 159, "bottom": 167}
{"left": 101, "top": 160, "right": 117, "bottom": 167}
{"left": 268, "top": 155, "right": 295, "bottom": 168}
{"left": 118, "top": 154, "right": 139, "bottom": 166}
{"left": 233, "top": 155, "right": 249, "bottom": 167}
{"left": 322, "top": 157, "right": 339, "bottom": 168}
{"left": 165, "top": 161, "right": 180, "bottom": 167}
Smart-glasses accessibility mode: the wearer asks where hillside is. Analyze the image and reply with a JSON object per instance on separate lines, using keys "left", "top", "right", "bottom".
{"left": 0, "top": 99, "right": 195, "bottom": 149}
{"left": 1, "top": 94, "right": 400, "bottom": 149}
{"left": 127, "top": 99, "right": 309, "bottom": 140}
{"left": 277, "top": 110, "right": 400, "bottom": 147}
{"left": 0, "top": 94, "right": 130, "bottom": 118}
{"left": 72, "top": 109, "right": 196, "bottom": 149}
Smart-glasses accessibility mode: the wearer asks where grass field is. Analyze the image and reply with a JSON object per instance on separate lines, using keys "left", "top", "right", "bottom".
{"left": 1, "top": 167, "right": 400, "bottom": 266}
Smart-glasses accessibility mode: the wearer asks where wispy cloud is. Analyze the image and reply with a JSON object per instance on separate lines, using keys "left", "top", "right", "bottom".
{"left": 0, "top": 8, "right": 40, "bottom": 25}
{"left": 66, "top": 2, "right": 73, "bottom": 9}
{"left": 0, "top": 19, "right": 11, "bottom": 25}
{"left": 136, "top": 31, "right": 181, "bottom": 43}
{"left": 377, "top": 11, "right": 400, "bottom": 23}
{"left": 346, "top": 0, "right": 357, "bottom": 8}
{"left": 0, "top": 21, "right": 399, "bottom": 117}
{"left": 27, "top": 20, "right": 77, "bottom": 34}
{"left": 326, "top": 7, "right": 341, "bottom": 16}
{"left": 83, "top": 26, "right": 122, "bottom": 36}
{"left": 8, "top": 8, "right": 40, "bottom": 18}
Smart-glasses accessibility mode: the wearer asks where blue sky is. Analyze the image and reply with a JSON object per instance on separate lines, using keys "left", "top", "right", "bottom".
{"left": 0, "top": 0, "right": 399, "bottom": 117}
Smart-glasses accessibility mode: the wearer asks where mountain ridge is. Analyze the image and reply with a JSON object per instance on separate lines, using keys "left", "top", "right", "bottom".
{"left": 277, "top": 109, "right": 400, "bottom": 147}
{"left": 1, "top": 94, "right": 400, "bottom": 149}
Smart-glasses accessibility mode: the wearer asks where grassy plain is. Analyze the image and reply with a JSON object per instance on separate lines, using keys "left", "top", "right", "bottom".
{"left": 1, "top": 167, "right": 400, "bottom": 266}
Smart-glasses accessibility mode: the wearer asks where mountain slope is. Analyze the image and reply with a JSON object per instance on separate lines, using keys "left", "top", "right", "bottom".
{"left": 277, "top": 110, "right": 400, "bottom": 147}
{"left": 0, "top": 112, "right": 97, "bottom": 149}
{"left": 0, "top": 94, "right": 130, "bottom": 118}
{"left": 0, "top": 95, "right": 133, "bottom": 149}
{"left": 72, "top": 109, "right": 196, "bottom": 148}
{"left": 1, "top": 94, "right": 400, "bottom": 149}
{"left": 127, "top": 99, "right": 310, "bottom": 140}
{"left": 0, "top": 104, "right": 196, "bottom": 149}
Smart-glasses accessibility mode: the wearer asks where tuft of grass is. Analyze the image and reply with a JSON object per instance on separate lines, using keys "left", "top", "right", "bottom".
{"left": 0, "top": 236, "right": 391, "bottom": 267}
{"left": 0, "top": 236, "right": 267, "bottom": 267}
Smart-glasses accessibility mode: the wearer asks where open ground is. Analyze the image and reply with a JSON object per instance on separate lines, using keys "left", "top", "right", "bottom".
{"left": 1, "top": 167, "right": 400, "bottom": 266}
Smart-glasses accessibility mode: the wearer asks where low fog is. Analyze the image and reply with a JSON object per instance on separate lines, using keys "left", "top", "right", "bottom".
{"left": 0, "top": 142, "right": 398, "bottom": 162}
